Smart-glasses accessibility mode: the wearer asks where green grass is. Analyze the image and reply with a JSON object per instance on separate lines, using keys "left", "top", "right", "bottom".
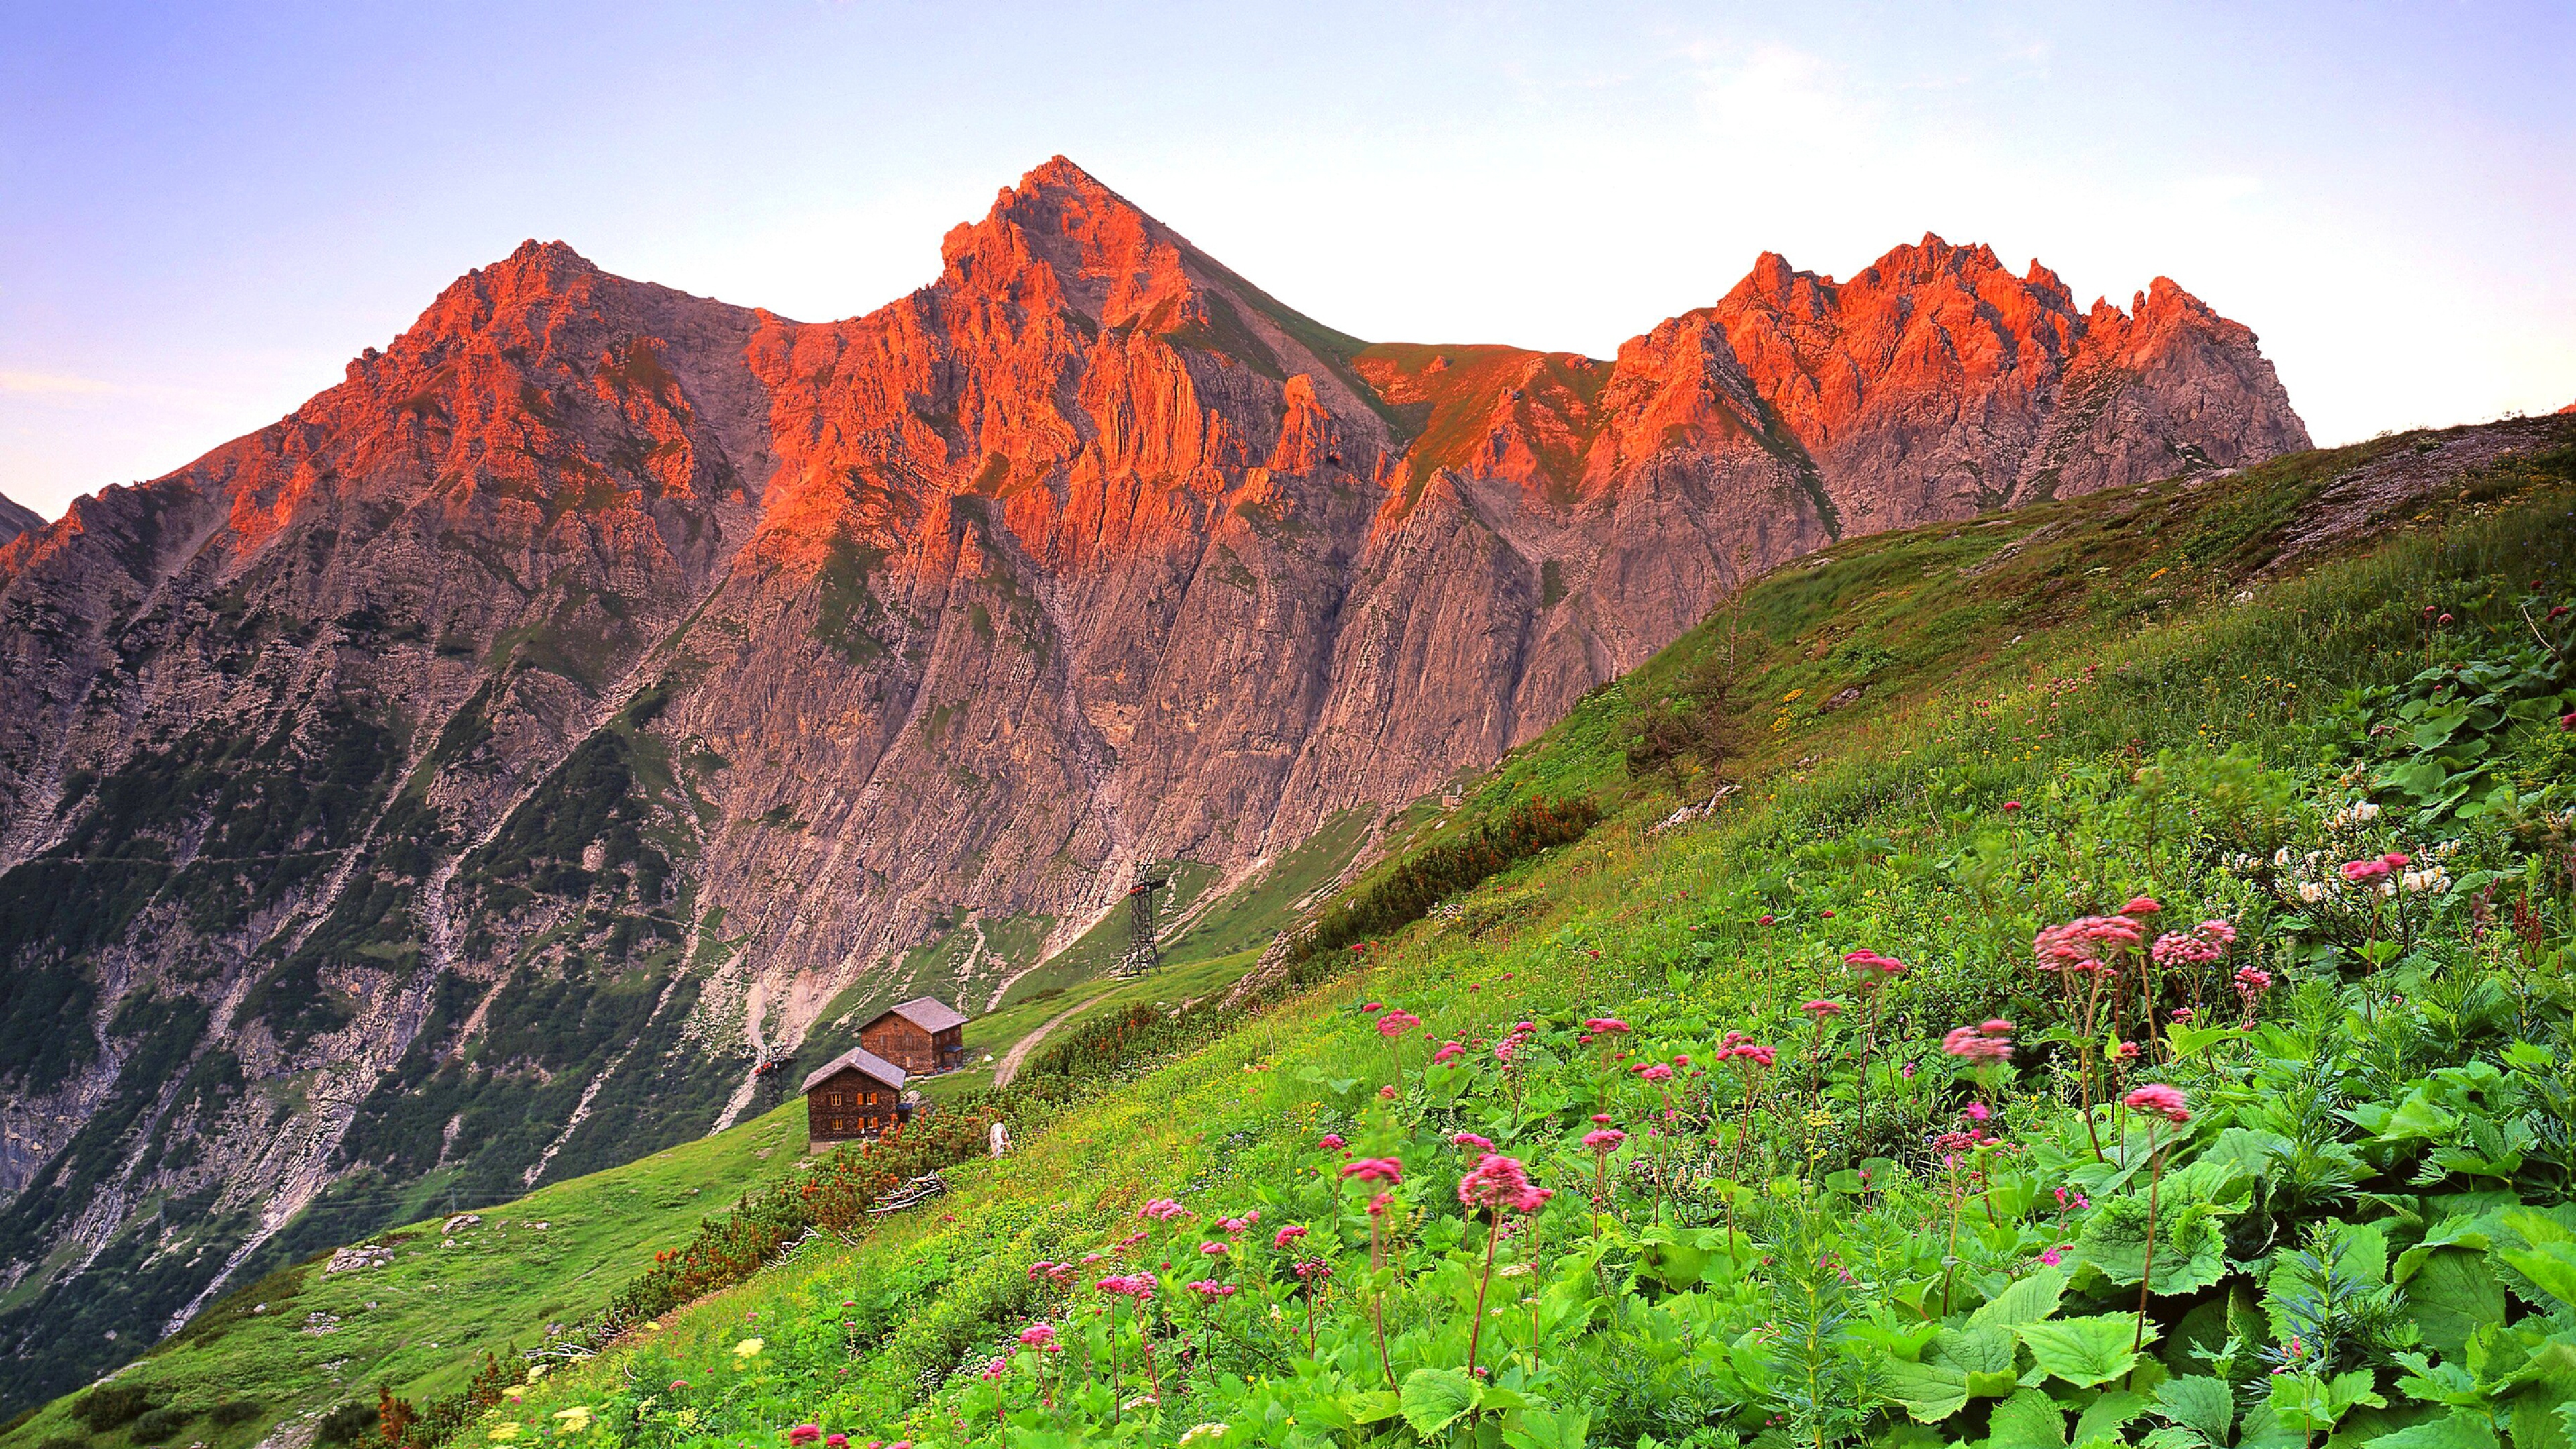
{"left": 466, "top": 421, "right": 2575, "bottom": 1444}
{"left": 0, "top": 1104, "right": 819, "bottom": 1449}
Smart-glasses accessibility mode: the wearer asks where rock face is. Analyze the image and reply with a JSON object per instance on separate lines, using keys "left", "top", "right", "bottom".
{"left": 0, "top": 156, "right": 2306, "bottom": 1403}
{"left": 0, "top": 494, "right": 40, "bottom": 545}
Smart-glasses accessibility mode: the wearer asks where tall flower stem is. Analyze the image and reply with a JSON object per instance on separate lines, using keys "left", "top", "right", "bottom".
{"left": 1466, "top": 1211, "right": 1501, "bottom": 1378}
{"left": 2133, "top": 1124, "right": 2167, "bottom": 1355}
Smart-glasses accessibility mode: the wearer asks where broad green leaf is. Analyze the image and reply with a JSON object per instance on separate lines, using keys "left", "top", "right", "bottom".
{"left": 1972, "top": 1268, "right": 2067, "bottom": 1330}
{"left": 2021, "top": 1314, "right": 2157, "bottom": 1388}
{"left": 1339, "top": 1389, "right": 1401, "bottom": 1425}
{"left": 1878, "top": 1358, "right": 1974, "bottom": 1423}
{"left": 1988, "top": 1388, "right": 2069, "bottom": 1449}
{"left": 2406, "top": 1248, "right": 2507, "bottom": 1358}
{"left": 2074, "top": 1390, "right": 2151, "bottom": 1446}
{"left": 1878, "top": 1326, "right": 2019, "bottom": 1421}
{"left": 1501, "top": 1405, "right": 1591, "bottom": 1449}
{"left": 2154, "top": 1375, "right": 2235, "bottom": 1444}
{"left": 1400, "top": 1368, "right": 1476, "bottom": 1436}
{"left": 2364, "top": 1409, "right": 2502, "bottom": 1449}
{"left": 2074, "top": 1196, "right": 2230, "bottom": 1296}
{"left": 2501, "top": 1244, "right": 2576, "bottom": 1312}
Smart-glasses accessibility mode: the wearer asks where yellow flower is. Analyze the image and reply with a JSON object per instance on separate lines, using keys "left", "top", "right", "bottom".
{"left": 732, "top": 1337, "right": 765, "bottom": 1358}
{"left": 525, "top": 1364, "right": 548, "bottom": 1383}
{"left": 551, "top": 1407, "right": 591, "bottom": 1436}
{"left": 488, "top": 1428, "right": 521, "bottom": 1443}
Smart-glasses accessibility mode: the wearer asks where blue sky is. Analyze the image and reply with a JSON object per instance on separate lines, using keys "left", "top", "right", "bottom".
{"left": 3, "top": 1, "right": 2570, "bottom": 520}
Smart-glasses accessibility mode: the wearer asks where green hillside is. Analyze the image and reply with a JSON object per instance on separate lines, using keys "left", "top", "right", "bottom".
{"left": 17, "top": 418, "right": 2576, "bottom": 1449}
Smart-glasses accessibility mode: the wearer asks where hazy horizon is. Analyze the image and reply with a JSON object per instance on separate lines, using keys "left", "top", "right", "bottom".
{"left": 4, "top": 0, "right": 2570, "bottom": 520}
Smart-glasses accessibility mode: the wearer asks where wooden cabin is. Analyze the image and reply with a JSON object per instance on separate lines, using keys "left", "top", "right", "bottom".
{"left": 859, "top": 996, "right": 969, "bottom": 1076}
{"left": 802, "top": 1046, "right": 909, "bottom": 1148}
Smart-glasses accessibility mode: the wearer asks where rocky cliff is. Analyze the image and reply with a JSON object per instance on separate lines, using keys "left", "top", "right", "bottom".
{"left": 0, "top": 156, "right": 2306, "bottom": 1404}
{"left": 0, "top": 493, "right": 41, "bottom": 545}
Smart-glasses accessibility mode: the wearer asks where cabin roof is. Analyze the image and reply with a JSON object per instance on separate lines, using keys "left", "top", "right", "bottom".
{"left": 799, "top": 1044, "right": 910, "bottom": 1096}
{"left": 867, "top": 996, "right": 968, "bottom": 1034}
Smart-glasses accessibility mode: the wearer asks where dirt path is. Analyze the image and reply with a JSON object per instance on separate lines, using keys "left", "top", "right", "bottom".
{"left": 991, "top": 996, "right": 1096, "bottom": 1088}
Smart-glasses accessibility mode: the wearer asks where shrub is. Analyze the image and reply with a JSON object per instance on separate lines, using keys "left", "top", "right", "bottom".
{"left": 125, "top": 1409, "right": 191, "bottom": 1444}
{"left": 38, "top": 1435, "right": 88, "bottom": 1449}
{"left": 312, "top": 1402, "right": 377, "bottom": 1446}
{"left": 69, "top": 1387, "right": 153, "bottom": 1434}
{"left": 206, "top": 1401, "right": 264, "bottom": 1429}
{"left": 1288, "top": 794, "right": 1600, "bottom": 964}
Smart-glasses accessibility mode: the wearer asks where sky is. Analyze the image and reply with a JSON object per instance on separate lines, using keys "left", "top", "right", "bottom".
{"left": 3, "top": 1, "right": 2571, "bottom": 521}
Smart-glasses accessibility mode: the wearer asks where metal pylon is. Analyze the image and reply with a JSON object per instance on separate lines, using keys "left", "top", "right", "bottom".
{"left": 1118, "top": 874, "right": 1168, "bottom": 977}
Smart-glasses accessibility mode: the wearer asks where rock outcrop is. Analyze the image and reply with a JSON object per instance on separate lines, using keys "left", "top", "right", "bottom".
{"left": 0, "top": 156, "right": 2307, "bottom": 1405}
{"left": 0, "top": 494, "right": 39, "bottom": 545}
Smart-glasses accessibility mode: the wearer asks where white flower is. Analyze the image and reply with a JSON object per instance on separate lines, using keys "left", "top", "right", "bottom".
{"left": 2354, "top": 801, "right": 2381, "bottom": 821}
{"left": 2298, "top": 882, "right": 2326, "bottom": 903}
{"left": 1179, "top": 1425, "right": 1229, "bottom": 1448}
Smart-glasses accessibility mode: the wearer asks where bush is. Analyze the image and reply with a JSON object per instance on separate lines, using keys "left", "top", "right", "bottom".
{"left": 205, "top": 1402, "right": 262, "bottom": 1430}
{"left": 312, "top": 1402, "right": 377, "bottom": 1446}
{"left": 125, "top": 1409, "right": 191, "bottom": 1444}
{"left": 69, "top": 1387, "right": 153, "bottom": 1434}
{"left": 1288, "top": 794, "right": 1600, "bottom": 964}
{"left": 38, "top": 1434, "right": 88, "bottom": 1449}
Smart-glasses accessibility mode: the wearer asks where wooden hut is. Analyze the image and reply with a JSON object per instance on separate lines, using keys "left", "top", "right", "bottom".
{"left": 801, "top": 1046, "right": 909, "bottom": 1148}
{"left": 859, "top": 996, "right": 968, "bottom": 1076}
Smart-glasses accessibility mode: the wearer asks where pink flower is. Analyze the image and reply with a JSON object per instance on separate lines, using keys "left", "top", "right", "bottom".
{"left": 2039, "top": 1247, "right": 2063, "bottom": 1267}
{"left": 1367, "top": 1191, "right": 1393, "bottom": 1217}
{"left": 1672, "top": 1053, "right": 1691, "bottom": 1067}
{"left": 1199, "top": 1240, "right": 1228, "bottom": 1256}
{"left": 2233, "top": 965, "right": 2273, "bottom": 994}
{"left": 1273, "top": 1224, "right": 1309, "bottom": 1248}
{"left": 2123, "top": 1083, "right": 2191, "bottom": 1124}
{"left": 1140, "top": 1198, "right": 1188, "bottom": 1221}
{"left": 1802, "top": 999, "right": 1843, "bottom": 1018}
{"left": 1377, "top": 1084, "right": 1397, "bottom": 1100}
{"left": 790, "top": 1426, "right": 823, "bottom": 1446}
{"left": 1340, "top": 1157, "right": 1403, "bottom": 1185}
{"left": 1452, "top": 1131, "right": 1494, "bottom": 1150}
{"left": 1585, "top": 1017, "right": 1633, "bottom": 1035}
{"left": 1430, "top": 1041, "right": 1465, "bottom": 1064}
{"left": 1590, "top": 1112, "right": 1612, "bottom": 1124}
{"left": 2124, "top": 896, "right": 2163, "bottom": 916}
{"left": 1362, "top": 1002, "right": 1383, "bottom": 1012}
{"left": 2002, "top": 800, "right": 2023, "bottom": 812}
{"left": 1317, "top": 1134, "right": 1346, "bottom": 1151}
{"left": 1458, "top": 1153, "right": 1553, "bottom": 1215}
{"left": 2383, "top": 851, "right": 2411, "bottom": 868}
{"left": 1582, "top": 1128, "right": 1627, "bottom": 1151}
{"left": 1378, "top": 1010, "right": 1422, "bottom": 1038}
{"left": 1963, "top": 1102, "right": 1991, "bottom": 1122}
{"left": 1095, "top": 1272, "right": 1158, "bottom": 1300}
{"left": 1942, "top": 1024, "right": 2013, "bottom": 1061}
{"left": 1292, "top": 1258, "right": 1331, "bottom": 1283}
{"left": 1758, "top": 913, "right": 1776, "bottom": 926}
{"left": 1187, "top": 1279, "right": 1239, "bottom": 1301}
{"left": 2342, "top": 857, "right": 2392, "bottom": 883}
{"left": 671, "top": 1382, "right": 688, "bottom": 1393}
{"left": 980, "top": 1357, "right": 1010, "bottom": 1381}
{"left": 1980, "top": 1019, "right": 2013, "bottom": 1036}
{"left": 1843, "top": 949, "right": 1908, "bottom": 981}
{"left": 1017, "top": 1323, "right": 1057, "bottom": 1349}
{"left": 2034, "top": 915, "right": 2144, "bottom": 972}
{"left": 1820, "top": 909, "right": 1836, "bottom": 918}
{"left": 828, "top": 1436, "right": 848, "bottom": 1448}
{"left": 1634, "top": 1062, "right": 1675, "bottom": 1081}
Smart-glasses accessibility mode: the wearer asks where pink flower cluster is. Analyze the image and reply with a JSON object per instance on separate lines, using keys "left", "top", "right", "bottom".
{"left": 2151, "top": 918, "right": 2237, "bottom": 968}
{"left": 1431, "top": 1040, "right": 1466, "bottom": 1064}
{"left": 1272, "top": 1224, "right": 1309, "bottom": 1249}
{"left": 1713, "top": 1031, "right": 1776, "bottom": 1067}
{"left": 1187, "top": 1280, "right": 1239, "bottom": 1301}
{"left": 2342, "top": 851, "right": 2410, "bottom": 883}
{"left": 1581, "top": 1128, "right": 1627, "bottom": 1152}
{"left": 2034, "top": 914, "right": 2145, "bottom": 973}
{"left": 1801, "top": 999, "right": 1843, "bottom": 1018}
{"left": 1941, "top": 1018, "right": 2015, "bottom": 1062}
{"left": 1139, "top": 1198, "right": 1189, "bottom": 1222}
{"left": 790, "top": 1426, "right": 824, "bottom": 1445}
{"left": 1340, "top": 1157, "right": 1403, "bottom": 1185}
{"left": 1632, "top": 1061, "right": 1675, "bottom": 1081}
{"left": 1452, "top": 1131, "right": 1494, "bottom": 1150}
{"left": 2123, "top": 1083, "right": 2192, "bottom": 1124}
{"left": 1843, "top": 949, "right": 1909, "bottom": 987}
{"left": 1495, "top": 1020, "right": 1538, "bottom": 1065}
{"left": 1016, "top": 1323, "right": 1059, "bottom": 1350}
{"left": 1316, "top": 1133, "right": 1346, "bottom": 1151}
{"left": 1377, "top": 1008, "right": 1423, "bottom": 1038}
{"left": 1216, "top": 1209, "right": 1260, "bottom": 1235}
{"left": 1026, "top": 1260, "right": 1075, "bottom": 1287}
{"left": 1094, "top": 1272, "right": 1158, "bottom": 1300}
{"left": 2233, "top": 965, "right": 2273, "bottom": 996}
{"left": 1583, "top": 1017, "right": 1632, "bottom": 1035}
{"left": 1457, "top": 1152, "right": 1553, "bottom": 1215}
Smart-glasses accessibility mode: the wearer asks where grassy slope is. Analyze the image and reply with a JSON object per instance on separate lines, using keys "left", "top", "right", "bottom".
{"left": 15, "top": 419, "right": 2569, "bottom": 1449}
{"left": 455, "top": 421, "right": 2575, "bottom": 1440}
{"left": 0, "top": 1104, "right": 818, "bottom": 1449}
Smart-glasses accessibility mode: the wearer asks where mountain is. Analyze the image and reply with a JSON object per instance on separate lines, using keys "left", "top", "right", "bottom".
{"left": 0, "top": 493, "right": 40, "bottom": 545}
{"left": 0, "top": 156, "right": 2306, "bottom": 1406}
